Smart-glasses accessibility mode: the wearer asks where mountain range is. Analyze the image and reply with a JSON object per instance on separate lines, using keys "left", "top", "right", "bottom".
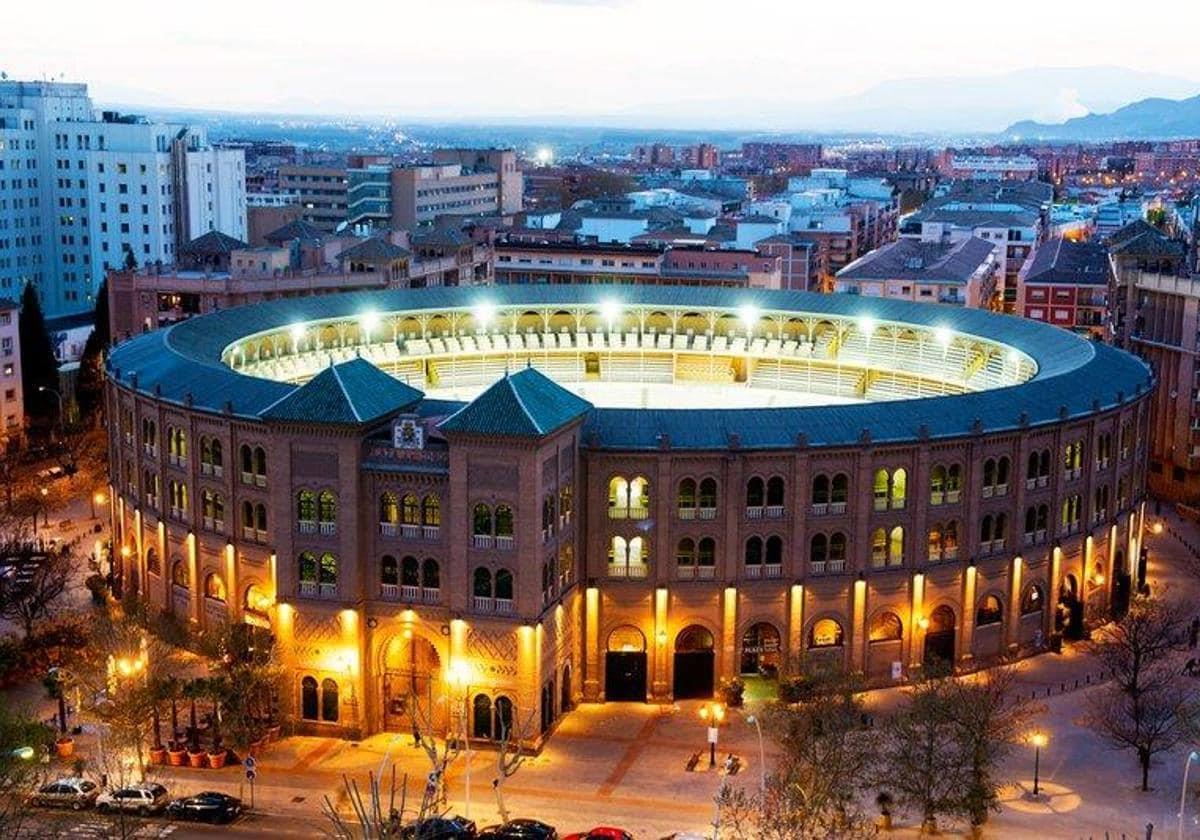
{"left": 1004, "top": 94, "right": 1200, "bottom": 141}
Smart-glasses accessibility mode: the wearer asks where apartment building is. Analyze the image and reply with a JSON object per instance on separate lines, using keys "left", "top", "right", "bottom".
{"left": 937, "top": 153, "right": 1039, "bottom": 181}
{"left": 390, "top": 149, "right": 522, "bottom": 229}
{"left": 1018, "top": 237, "right": 1110, "bottom": 338}
{"left": 0, "top": 300, "right": 22, "bottom": 450}
{"left": 834, "top": 237, "right": 999, "bottom": 308}
{"left": 0, "top": 80, "right": 246, "bottom": 317}
{"left": 278, "top": 165, "right": 349, "bottom": 233}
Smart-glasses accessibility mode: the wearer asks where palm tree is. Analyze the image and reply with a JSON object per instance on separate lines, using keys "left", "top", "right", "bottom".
{"left": 182, "top": 678, "right": 205, "bottom": 753}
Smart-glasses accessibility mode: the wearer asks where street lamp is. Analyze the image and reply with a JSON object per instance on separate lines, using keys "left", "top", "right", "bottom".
{"left": 1179, "top": 750, "right": 1199, "bottom": 840}
{"left": 699, "top": 702, "right": 725, "bottom": 769}
{"left": 745, "top": 713, "right": 766, "bottom": 793}
{"left": 37, "top": 386, "right": 64, "bottom": 440}
{"left": 1028, "top": 731, "right": 1048, "bottom": 796}
{"left": 91, "top": 491, "right": 107, "bottom": 520}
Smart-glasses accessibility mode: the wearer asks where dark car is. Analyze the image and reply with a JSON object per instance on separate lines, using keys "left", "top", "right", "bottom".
{"left": 478, "top": 819, "right": 557, "bottom": 840}
{"left": 164, "top": 791, "right": 243, "bottom": 823}
{"left": 401, "top": 815, "right": 477, "bottom": 838}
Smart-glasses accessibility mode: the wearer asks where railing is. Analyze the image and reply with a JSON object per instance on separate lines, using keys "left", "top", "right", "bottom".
{"left": 746, "top": 505, "right": 764, "bottom": 519}
{"left": 241, "top": 471, "right": 254, "bottom": 485}
{"left": 380, "top": 522, "right": 398, "bottom": 537}
{"left": 298, "top": 520, "right": 317, "bottom": 534}
{"left": 765, "top": 504, "right": 784, "bottom": 518}
{"left": 1024, "top": 532, "right": 1035, "bottom": 546}
{"left": 255, "top": 474, "right": 267, "bottom": 488}
{"left": 892, "top": 498, "right": 906, "bottom": 510}
{"left": 423, "top": 588, "right": 440, "bottom": 604}
{"left": 423, "top": 525, "right": 439, "bottom": 540}
{"left": 472, "top": 534, "right": 493, "bottom": 549}
{"left": 946, "top": 490, "right": 960, "bottom": 504}
{"left": 496, "top": 535, "right": 514, "bottom": 550}
{"left": 995, "top": 484, "right": 1008, "bottom": 497}
{"left": 828, "top": 558, "right": 846, "bottom": 573}
{"left": 607, "top": 563, "right": 649, "bottom": 578}
{"left": 829, "top": 501, "right": 847, "bottom": 515}
{"left": 300, "top": 581, "right": 318, "bottom": 596}
{"left": 1097, "top": 457, "right": 1110, "bottom": 470}
{"left": 874, "top": 498, "right": 888, "bottom": 511}
{"left": 495, "top": 598, "right": 514, "bottom": 615}
{"left": 143, "top": 444, "right": 158, "bottom": 458}
{"left": 944, "top": 547, "right": 957, "bottom": 560}
{"left": 170, "top": 506, "right": 185, "bottom": 520}
{"left": 200, "top": 462, "right": 213, "bottom": 476}
{"left": 930, "top": 491, "right": 945, "bottom": 506}
{"left": 697, "top": 565, "right": 715, "bottom": 579}
{"left": 168, "top": 454, "right": 187, "bottom": 468}
{"left": 1025, "top": 478, "right": 1036, "bottom": 490}
{"left": 764, "top": 563, "right": 782, "bottom": 578}
{"left": 319, "top": 521, "right": 337, "bottom": 536}
{"left": 608, "top": 507, "right": 627, "bottom": 520}
{"left": 745, "top": 564, "right": 762, "bottom": 579}
{"left": 677, "top": 565, "right": 696, "bottom": 580}
{"left": 628, "top": 506, "right": 649, "bottom": 520}
{"left": 810, "top": 503, "right": 828, "bottom": 516}
{"left": 401, "top": 524, "right": 420, "bottom": 539}
{"left": 319, "top": 583, "right": 337, "bottom": 598}
{"left": 1037, "top": 476, "right": 1049, "bottom": 488}
{"left": 810, "top": 560, "right": 826, "bottom": 575}
{"left": 381, "top": 583, "right": 399, "bottom": 600}
{"left": 697, "top": 507, "right": 717, "bottom": 520}
{"left": 981, "top": 486, "right": 994, "bottom": 499}
{"left": 678, "top": 506, "right": 696, "bottom": 520}
{"left": 401, "top": 584, "right": 421, "bottom": 601}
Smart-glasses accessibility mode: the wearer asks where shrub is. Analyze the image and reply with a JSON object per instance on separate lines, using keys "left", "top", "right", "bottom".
{"left": 779, "top": 675, "right": 814, "bottom": 704}
{"left": 719, "top": 676, "right": 745, "bottom": 708}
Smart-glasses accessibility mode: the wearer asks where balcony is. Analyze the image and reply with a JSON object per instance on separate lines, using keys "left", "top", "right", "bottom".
{"left": 496, "top": 535, "right": 514, "bottom": 550}
{"left": 472, "top": 595, "right": 514, "bottom": 614}
{"left": 298, "top": 520, "right": 317, "bottom": 535}
{"left": 930, "top": 491, "right": 945, "bottom": 506}
{"left": 763, "top": 563, "right": 782, "bottom": 578}
{"left": 1024, "top": 532, "right": 1035, "bottom": 546}
{"left": 423, "top": 588, "right": 440, "bottom": 604}
{"left": 401, "top": 524, "right": 420, "bottom": 539}
{"left": 746, "top": 505, "right": 764, "bottom": 519}
{"left": 495, "top": 598, "right": 514, "bottom": 615}
{"left": 423, "top": 525, "right": 440, "bottom": 540}
{"left": 697, "top": 507, "right": 717, "bottom": 520}
{"left": 943, "top": 547, "right": 957, "bottom": 560}
{"left": 678, "top": 506, "right": 696, "bottom": 520}
{"left": 745, "top": 564, "right": 763, "bottom": 579}
{"left": 981, "top": 486, "right": 994, "bottom": 499}
{"left": 241, "top": 471, "right": 254, "bottom": 486}
{"left": 697, "top": 565, "right": 715, "bottom": 580}
{"left": 608, "top": 507, "right": 628, "bottom": 520}
{"left": 829, "top": 501, "right": 848, "bottom": 515}
{"left": 1025, "top": 478, "right": 1037, "bottom": 491}
{"left": 1097, "top": 457, "right": 1110, "bottom": 470}
{"left": 472, "top": 534, "right": 493, "bottom": 549}
{"left": 607, "top": 563, "right": 650, "bottom": 579}
{"left": 628, "top": 506, "right": 649, "bottom": 520}
{"left": 143, "top": 444, "right": 158, "bottom": 458}
{"left": 946, "top": 490, "right": 960, "bottom": 504}
{"left": 380, "top": 522, "right": 398, "bottom": 537}
{"left": 891, "top": 499, "right": 906, "bottom": 510}
{"left": 1037, "top": 476, "right": 1049, "bottom": 488}
{"left": 319, "top": 521, "right": 337, "bottom": 536}
{"left": 255, "top": 474, "right": 267, "bottom": 488}
{"left": 764, "top": 504, "right": 784, "bottom": 519}
{"left": 827, "top": 558, "right": 846, "bottom": 573}
{"left": 169, "top": 506, "right": 186, "bottom": 521}
{"left": 168, "top": 454, "right": 188, "bottom": 469}
{"left": 810, "top": 503, "right": 828, "bottom": 516}
{"left": 873, "top": 498, "right": 888, "bottom": 511}
{"left": 381, "top": 583, "right": 400, "bottom": 600}
{"left": 994, "top": 484, "right": 1008, "bottom": 497}
{"left": 810, "top": 561, "right": 827, "bottom": 575}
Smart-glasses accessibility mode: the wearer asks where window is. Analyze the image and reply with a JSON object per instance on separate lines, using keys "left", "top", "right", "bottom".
{"left": 146, "top": 548, "right": 160, "bottom": 575}
{"left": 380, "top": 492, "right": 398, "bottom": 525}
{"left": 171, "top": 558, "right": 189, "bottom": 588}
{"left": 301, "top": 677, "right": 319, "bottom": 720}
{"left": 320, "top": 679, "right": 339, "bottom": 722}
{"left": 1021, "top": 585, "right": 1044, "bottom": 615}
{"left": 423, "top": 495, "right": 441, "bottom": 526}
{"left": 204, "top": 573, "right": 226, "bottom": 602}
{"left": 869, "top": 611, "right": 903, "bottom": 642}
{"left": 495, "top": 505, "right": 514, "bottom": 537}
{"left": 297, "top": 490, "right": 316, "bottom": 523}
{"left": 401, "top": 493, "right": 420, "bottom": 526}
{"left": 976, "top": 595, "right": 1004, "bottom": 627}
{"left": 809, "top": 618, "right": 844, "bottom": 648}
{"left": 318, "top": 491, "right": 337, "bottom": 523}
{"left": 677, "top": 478, "right": 697, "bottom": 514}
{"left": 745, "top": 536, "right": 763, "bottom": 567}
{"left": 473, "top": 503, "right": 492, "bottom": 536}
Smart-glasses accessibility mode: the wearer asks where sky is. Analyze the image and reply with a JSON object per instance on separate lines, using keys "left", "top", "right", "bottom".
{"left": 5, "top": 0, "right": 1200, "bottom": 129}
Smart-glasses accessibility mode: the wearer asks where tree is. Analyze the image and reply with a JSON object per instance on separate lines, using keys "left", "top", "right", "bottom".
{"left": 491, "top": 707, "right": 537, "bottom": 824}
{"left": 122, "top": 245, "right": 137, "bottom": 272}
{"left": 74, "top": 278, "right": 111, "bottom": 424}
{"left": 1084, "top": 596, "right": 1190, "bottom": 790}
{"left": 717, "top": 665, "right": 880, "bottom": 839}
{"left": 197, "top": 623, "right": 282, "bottom": 753}
{"left": 0, "top": 704, "right": 55, "bottom": 840}
{"left": 943, "top": 666, "right": 1041, "bottom": 828}
{"left": 0, "top": 543, "right": 73, "bottom": 639}
{"left": 877, "top": 677, "right": 964, "bottom": 833}
{"left": 17, "top": 283, "right": 60, "bottom": 429}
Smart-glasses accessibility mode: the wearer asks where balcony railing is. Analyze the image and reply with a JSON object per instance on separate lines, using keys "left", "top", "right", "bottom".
{"left": 677, "top": 506, "right": 696, "bottom": 520}
{"left": 829, "top": 501, "right": 848, "bottom": 515}
{"left": 423, "top": 525, "right": 440, "bottom": 540}
{"left": 765, "top": 504, "right": 784, "bottom": 518}
{"left": 810, "top": 561, "right": 827, "bottom": 575}
{"left": 930, "top": 491, "right": 945, "bottom": 506}
{"left": 496, "top": 535, "right": 514, "bottom": 550}
{"left": 828, "top": 558, "right": 846, "bottom": 573}
{"left": 981, "top": 486, "right": 994, "bottom": 499}
{"left": 697, "top": 565, "right": 715, "bottom": 579}
{"left": 380, "top": 522, "right": 398, "bottom": 537}
{"left": 810, "top": 503, "right": 828, "bottom": 516}
{"left": 745, "top": 564, "right": 763, "bottom": 579}
{"left": 946, "top": 490, "right": 960, "bottom": 504}
{"left": 298, "top": 520, "right": 317, "bottom": 534}
{"left": 607, "top": 563, "right": 649, "bottom": 579}
{"left": 697, "top": 507, "right": 717, "bottom": 520}
{"left": 628, "top": 506, "right": 648, "bottom": 520}
{"left": 746, "top": 505, "right": 763, "bottom": 519}
{"left": 873, "top": 498, "right": 888, "bottom": 511}
{"left": 763, "top": 563, "right": 782, "bottom": 578}
{"left": 401, "top": 524, "right": 420, "bottom": 539}
{"left": 994, "top": 483, "right": 1008, "bottom": 497}
{"left": 319, "top": 521, "right": 337, "bottom": 536}
{"left": 472, "top": 534, "right": 493, "bottom": 549}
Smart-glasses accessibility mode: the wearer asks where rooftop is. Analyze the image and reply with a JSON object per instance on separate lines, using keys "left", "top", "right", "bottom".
{"left": 1023, "top": 238, "right": 1111, "bottom": 287}
{"left": 837, "top": 237, "right": 996, "bottom": 285}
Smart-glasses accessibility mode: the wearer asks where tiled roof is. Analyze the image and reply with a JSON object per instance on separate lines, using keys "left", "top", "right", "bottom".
{"left": 1023, "top": 238, "right": 1111, "bottom": 286}
{"left": 1108, "top": 220, "right": 1185, "bottom": 257}
{"left": 261, "top": 357, "right": 423, "bottom": 424}
{"left": 179, "top": 230, "right": 249, "bottom": 257}
{"left": 837, "top": 237, "right": 995, "bottom": 284}
{"left": 439, "top": 366, "right": 591, "bottom": 437}
{"left": 337, "top": 237, "right": 410, "bottom": 262}
{"left": 265, "top": 219, "right": 326, "bottom": 245}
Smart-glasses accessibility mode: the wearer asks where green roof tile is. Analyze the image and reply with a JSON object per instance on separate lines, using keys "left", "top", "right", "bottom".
{"left": 262, "top": 357, "right": 423, "bottom": 425}
{"left": 439, "top": 366, "right": 591, "bottom": 437}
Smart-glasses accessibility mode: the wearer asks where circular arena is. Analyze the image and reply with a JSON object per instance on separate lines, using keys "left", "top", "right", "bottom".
{"left": 105, "top": 286, "right": 1154, "bottom": 743}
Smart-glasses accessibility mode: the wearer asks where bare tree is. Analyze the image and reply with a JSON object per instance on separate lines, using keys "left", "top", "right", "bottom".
{"left": 492, "top": 708, "right": 537, "bottom": 824}
{"left": 0, "top": 543, "right": 73, "bottom": 638}
{"left": 1084, "top": 596, "right": 1189, "bottom": 791}
{"left": 409, "top": 695, "right": 460, "bottom": 816}
{"left": 322, "top": 768, "right": 415, "bottom": 839}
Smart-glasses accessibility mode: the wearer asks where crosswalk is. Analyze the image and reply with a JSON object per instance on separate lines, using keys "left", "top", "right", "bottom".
{"left": 22, "top": 817, "right": 180, "bottom": 839}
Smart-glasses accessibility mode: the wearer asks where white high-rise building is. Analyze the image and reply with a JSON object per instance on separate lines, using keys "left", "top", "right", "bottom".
{"left": 0, "top": 80, "right": 246, "bottom": 317}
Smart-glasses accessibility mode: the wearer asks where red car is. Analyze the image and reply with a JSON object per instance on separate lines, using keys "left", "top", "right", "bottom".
{"left": 563, "top": 829, "right": 633, "bottom": 840}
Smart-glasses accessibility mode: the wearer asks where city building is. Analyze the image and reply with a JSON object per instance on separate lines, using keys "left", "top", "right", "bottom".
{"left": 0, "top": 80, "right": 247, "bottom": 317}
{"left": 390, "top": 150, "right": 522, "bottom": 229}
{"left": 246, "top": 194, "right": 303, "bottom": 247}
{"left": 0, "top": 299, "right": 23, "bottom": 450}
{"left": 937, "top": 153, "right": 1039, "bottom": 181}
{"left": 1018, "top": 238, "right": 1110, "bottom": 338}
{"left": 834, "top": 237, "right": 999, "bottom": 308}
{"left": 738, "top": 142, "right": 823, "bottom": 172}
{"left": 278, "top": 165, "right": 349, "bottom": 233}
{"left": 105, "top": 286, "right": 1152, "bottom": 745}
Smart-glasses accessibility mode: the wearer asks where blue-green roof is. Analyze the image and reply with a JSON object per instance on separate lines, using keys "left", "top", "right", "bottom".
{"left": 106, "top": 285, "right": 1154, "bottom": 449}
{"left": 439, "top": 366, "right": 591, "bottom": 437}
{"left": 261, "top": 357, "right": 423, "bottom": 425}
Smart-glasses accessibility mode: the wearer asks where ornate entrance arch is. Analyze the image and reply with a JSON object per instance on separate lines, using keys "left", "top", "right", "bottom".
{"left": 380, "top": 632, "right": 445, "bottom": 734}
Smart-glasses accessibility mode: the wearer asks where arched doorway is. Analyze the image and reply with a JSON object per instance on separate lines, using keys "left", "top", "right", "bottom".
{"left": 1058, "top": 573, "right": 1084, "bottom": 640}
{"left": 381, "top": 634, "right": 444, "bottom": 734}
{"left": 923, "top": 605, "right": 956, "bottom": 672}
{"left": 605, "top": 625, "right": 647, "bottom": 702}
{"left": 673, "top": 625, "right": 715, "bottom": 700}
{"left": 740, "top": 622, "right": 782, "bottom": 678}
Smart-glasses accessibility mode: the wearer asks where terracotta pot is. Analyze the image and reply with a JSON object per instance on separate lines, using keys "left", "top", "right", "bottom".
{"left": 207, "top": 750, "right": 227, "bottom": 769}
{"left": 266, "top": 725, "right": 282, "bottom": 742}
{"left": 187, "top": 750, "right": 207, "bottom": 768}
{"left": 54, "top": 738, "right": 75, "bottom": 759}
{"left": 876, "top": 815, "right": 892, "bottom": 831}
{"left": 167, "top": 749, "right": 187, "bottom": 767}
{"left": 149, "top": 747, "right": 168, "bottom": 765}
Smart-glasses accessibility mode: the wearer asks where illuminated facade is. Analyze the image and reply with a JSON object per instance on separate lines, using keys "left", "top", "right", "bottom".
{"left": 105, "top": 286, "right": 1154, "bottom": 746}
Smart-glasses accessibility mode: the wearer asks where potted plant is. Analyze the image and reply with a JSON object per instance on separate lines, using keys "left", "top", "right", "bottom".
{"left": 183, "top": 678, "right": 207, "bottom": 767}
{"left": 875, "top": 791, "right": 894, "bottom": 831}
{"left": 148, "top": 677, "right": 168, "bottom": 765}
{"left": 46, "top": 672, "right": 74, "bottom": 758}
{"left": 84, "top": 573, "right": 107, "bottom": 605}
{"left": 206, "top": 676, "right": 229, "bottom": 769}
{"left": 718, "top": 676, "right": 745, "bottom": 708}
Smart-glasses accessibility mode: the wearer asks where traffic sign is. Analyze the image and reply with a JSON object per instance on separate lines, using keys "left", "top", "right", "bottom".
{"left": 244, "top": 755, "right": 257, "bottom": 771}
{"left": 245, "top": 768, "right": 256, "bottom": 782}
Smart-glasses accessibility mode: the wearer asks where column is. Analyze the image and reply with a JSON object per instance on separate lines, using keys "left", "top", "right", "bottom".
{"left": 721, "top": 587, "right": 737, "bottom": 682}
{"left": 1005, "top": 556, "right": 1022, "bottom": 651}
{"left": 910, "top": 572, "right": 925, "bottom": 669}
{"left": 1047, "top": 545, "right": 1062, "bottom": 639}
{"left": 788, "top": 584, "right": 804, "bottom": 672}
{"left": 851, "top": 575, "right": 867, "bottom": 673}
{"left": 133, "top": 509, "right": 144, "bottom": 594}
{"left": 583, "top": 586, "right": 600, "bottom": 700}
{"left": 188, "top": 532, "right": 200, "bottom": 623}
{"left": 653, "top": 587, "right": 669, "bottom": 699}
{"left": 960, "top": 562, "right": 977, "bottom": 662}
{"left": 225, "top": 543, "right": 238, "bottom": 622}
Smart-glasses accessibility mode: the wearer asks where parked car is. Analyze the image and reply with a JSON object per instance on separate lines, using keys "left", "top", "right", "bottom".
{"left": 402, "top": 815, "right": 477, "bottom": 838}
{"left": 164, "top": 791, "right": 242, "bottom": 823}
{"left": 29, "top": 778, "right": 99, "bottom": 810}
{"left": 96, "top": 783, "right": 170, "bottom": 815}
{"left": 563, "top": 829, "right": 633, "bottom": 840}
{"left": 478, "top": 819, "right": 557, "bottom": 840}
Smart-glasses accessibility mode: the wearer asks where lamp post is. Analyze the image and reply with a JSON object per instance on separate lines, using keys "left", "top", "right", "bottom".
{"left": 91, "top": 491, "right": 107, "bottom": 520}
{"left": 1028, "top": 731, "right": 1048, "bottom": 797}
{"left": 745, "top": 713, "right": 766, "bottom": 794}
{"left": 37, "top": 386, "right": 65, "bottom": 444}
{"left": 699, "top": 702, "right": 725, "bottom": 769}
{"left": 1180, "top": 750, "right": 1199, "bottom": 840}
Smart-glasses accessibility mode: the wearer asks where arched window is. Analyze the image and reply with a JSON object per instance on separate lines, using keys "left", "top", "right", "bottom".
{"left": 320, "top": 679, "right": 339, "bottom": 722}
{"left": 241, "top": 445, "right": 253, "bottom": 477}
{"left": 495, "top": 568, "right": 514, "bottom": 601}
{"left": 301, "top": 676, "right": 318, "bottom": 720}
{"left": 422, "top": 559, "right": 440, "bottom": 590}
{"left": 401, "top": 555, "right": 420, "bottom": 587}
{"left": 928, "top": 523, "right": 943, "bottom": 561}
{"left": 746, "top": 477, "right": 765, "bottom": 508}
{"left": 495, "top": 505, "right": 514, "bottom": 537}
{"left": 811, "top": 474, "right": 830, "bottom": 506}
{"left": 698, "top": 478, "right": 717, "bottom": 510}
{"left": 628, "top": 477, "right": 650, "bottom": 514}
{"left": 891, "top": 468, "right": 907, "bottom": 509}
{"left": 319, "top": 553, "right": 338, "bottom": 586}
{"left": 422, "top": 495, "right": 441, "bottom": 527}
{"left": 1024, "top": 506, "right": 1037, "bottom": 538}
{"left": 473, "top": 567, "right": 493, "bottom": 598}
{"left": 831, "top": 474, "right": 849, "bottom": 504}
{"left": 744, "top": 536, "right": 763, "bottom": 567}
{"left": 873, "top": 469, "right": 890, "bottom": 510}
{"left": 830, "top": 532, "right": 847, "bottom": 562}
{"left": 609, "top": 536, "right": 628, "bottom": 568}
{"left": 996, "top": 457, "right": 1010, "bottom": 487}
{"left": 1038, "top": 449, "right": 1051, "bottom": 478}
{"left": 255, "top": 503, "right": 267, "bottom": 532}
{"left": 976, "top": 594, "right": 1004, "bottom": 626}
{"left": 888, "top": 525, "right": 904, "bottom": 565}
{"left": 204, "top": 573, "right": 226, "bottom": 602}
{"left": 473, "top": 694, "right": 493, "bottom": 739}
{"left": 628, "top": 536, "right": 647, "bottom": 566}
{"left": 254, "top": 446, "right": 267, "bottom": 479}
{"left": 146, "top": 548, "right": 160, "bottom": 575}
{"left": 171, "top": 559, "right": 189, "bottom": 588}
{"left": 245, "top": 584, "right": 270, "bottom": 616}
{"left": 473, "top": 504, "right": 492, "bottom": 536}
{"left": 401, "top": 493, "right": 420, "bottom": 526}
{"left": 871, "top": 527, "right": 887, "bottom": 566}
{"left": 677, "top": 478, "right": 697, "bottom": 513}
{"left": 380, "top": 492, "right": 399, "bottom": 524}
{"left": 1021, "top": 584, "right": 1045, "bottom": 615}
{"left": 930, "top": 465, "right": 947, "bottom": 504}
{"left": 381, "top": 555, "right": 398, "bottom": 586}
{"left": 299, "top": 552, "right": 318, "bottom": 584}
{"left": 297, "top": 490, "right": 316, "bottom": 522}
{"left": 765, "top": 535, "right": 783, "bottom": 567}
{"left": 317, "top": 491, "right": 337, "bottom": 523}
{"left": 1026, "top": 451, "right": 1040, "bottom": 481}
{"left": 983, "top": 458, "right": 996, "bottom": 489}
{"left": 766, "top": 476, "right": 785, "bottom": 507}
{"left": 810, "top": 533, "right": 828, "bottom": 565}
{"left": 608, "top": 476, "right": 629, "bottom": 517}
{"left": 869, "top": 611, "right": 903, "bottom": 642}
{"left": 980, "top": 514, "right": 995, "bottom": 544}
{"left": 676, "top": 538, "right": 696, "bottom": 569}
{"left": 494, "top": 696, "right": 515, "bottom": 740}
{"left": 809, "top": 618, "right": 844, "bottom": 648}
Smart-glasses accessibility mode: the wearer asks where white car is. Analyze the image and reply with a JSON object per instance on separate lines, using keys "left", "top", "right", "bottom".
{"left": 96, "top": 783, "right": 170, "bottom": 815}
